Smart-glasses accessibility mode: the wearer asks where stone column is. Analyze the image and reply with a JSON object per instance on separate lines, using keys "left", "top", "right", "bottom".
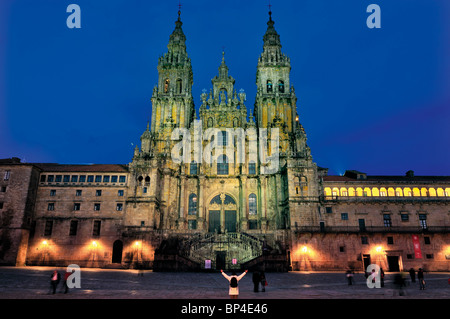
{"left": 240, "top": 175, "right": 248, "bottom": 230}
{"left": 261, "top": 175, "right": 268, "bottom": 230}
{"left": 178, "top": 175, "right": 186, "bottom": 229}
{"left": 198, "top": 175, "right": 205, "bottom": 230}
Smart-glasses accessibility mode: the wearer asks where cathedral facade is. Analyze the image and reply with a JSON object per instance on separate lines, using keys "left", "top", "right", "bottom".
{"left": 0, "top": 11, "right": 449, "bottom": 272}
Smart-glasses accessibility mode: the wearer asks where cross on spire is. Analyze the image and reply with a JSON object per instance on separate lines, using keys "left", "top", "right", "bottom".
{"left": 267, "top": 1, "right": 272, "bottom": 20}
{"left": 178, "top": 1, "right": 182, "bottom": 19}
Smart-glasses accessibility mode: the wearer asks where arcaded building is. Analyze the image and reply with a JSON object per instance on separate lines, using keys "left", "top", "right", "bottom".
{"left": 1, "top": 11, "right": 449, "bottom": 271}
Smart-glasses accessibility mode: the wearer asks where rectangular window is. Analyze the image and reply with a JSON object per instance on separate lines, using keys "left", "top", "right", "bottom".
{"left": 63, "top": 175, "right": 70, "bottom": 182}
{"left": 94, "top": 203, "right": 101, "bottom": 211}
{"left": 119, "top": 176, "right": 126, "bottom": 183}
{"left": 73, "top": 203, "right": 81, "bottom": 211}
{"left": 47, "top": 175, "right": 54, "bottom": 182}
{"left": 358, "top": 219, "right": 366, "bottom": 231}
{"left": 40, "top": 175, "right": 46, "bottom": 183}
{"left": 400, "top": 214, "right": 409, "bottom": 222}
{"left": 143, "top": 187, "right": 148, "bottom": 194}
{"left": 69, "top": 220, "right": 78, "bottom": 236}
{"left": 4, "top": 170, "right": 10, "bottom": 181}
{"left": 387, "top": 236, "right": 394, "bottom": 245}
{"left": 341, "top": 213, "right": 348, "bottom": 220}
{"left": 103, "top": 176, "right": 110, "bottom": 183}
{"left": 71, "top": 175, "right": 78, "bottom": 183}
{"left": 326, "top": 207, "right": 333, "bottom": 214}
{"left": 1, "top": 186, "right": 6, "bottom": 192}
{"left": 96, "top": 190, "right": 102, "bottom": 196}
{"left": 87, "top": 175, "right": 94, "bottom": 183}
{"left": 95, "top": 175, "right": 102, "bottom": 183}
{"left": 79, "top": 175, "right": 86, "bottom": 183}
{"left": 50, "top": 190, "right": 56, "bottom": 196}
{"left": 248, "top": 162, "right": 256, "bottom": 175}
{"left": 44, "top": 220, "right": 53, "bottom": 236}
{"left": 111, "top": 176, "right": 118, "bottom": 183}
{"left": 55, "top": 175, "right": 62, "bottom": 182}
{"left": 361, "top": 236, "right": 368, "bottom": 245}
{"left": 92, "top": 220, "right": 101, "bottom": 236}
{"left": 419, "top": 214, "right": 427, "bottom": 229}
{"left": 118, "top": 190, "right": 124, "bottom": 197}
{"left": 383, "top": 214, "right": 392, "bottom": 227}
{"left": 0, "top": 202, "right": 3, "bottom": 209}
{"left": 424, "top": 237, "right": 431, "bottom": 245}
{"left": 48, "top": 203, "right": 55, "bottom": 211}
{"left": 116, "top": 203, "right": 123, "bottom": 211}
{"left": 76, "top": 190, "right": 82, "bottom": 196}
{"left": 190, "top": 162, "right": 198, "bottom": 175}
{"left": 426, "top": 254, "right": 434, "bottom": 259}
{"left": 140, "top": 221, "right": 145, "bottom": 227}
{"left": 218, "top": 131, "right": 228, "bottom": 146}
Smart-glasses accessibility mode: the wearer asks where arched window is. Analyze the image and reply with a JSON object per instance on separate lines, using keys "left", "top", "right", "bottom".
{"left": 190, "top": 161, "right": 198, "bottom": 175}
{"left": 207, "top": 117, "right": 213, "bottom": 128}
{"left": 138, "top": 176, "right": 143, "bottom": 186}
{"left": 267, "top": 80, "right": 273, "bottom": 93}
{"left": 372, "top": 188, "right": 380, "bottom": 196}
{"left": 164, "top": 79, "right": 170, "bottom": 93}
{"left": 249, "top": 193, "right": 257, "bottom": 215}
{"left": 217, "top": 155, "right": 229, "bottom": 175}
{"left": 324, "top": 187, "right": 332, "bottom": 198}
{"left": 278, "top": 80, "right": 284, "bottom": 93}
{"left": 248, "top": 161, "right": 256, "bottom": 175}
{"left": 176, "top": 79, "right": 182, "bottom": 94}
{"left": 188, "top": 193, "right": 197, "bottom": 215}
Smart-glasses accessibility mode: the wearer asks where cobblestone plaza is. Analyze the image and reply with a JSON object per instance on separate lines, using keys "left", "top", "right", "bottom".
{"left": 0, "top": 267, "right": 448, "bottom": 299}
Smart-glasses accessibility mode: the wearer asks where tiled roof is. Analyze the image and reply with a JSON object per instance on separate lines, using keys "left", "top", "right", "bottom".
{"left": 33, "top": 163, "right": 129, "bottom": 173}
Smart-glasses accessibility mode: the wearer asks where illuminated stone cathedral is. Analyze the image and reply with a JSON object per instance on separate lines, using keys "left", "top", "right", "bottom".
{"left": 0, "top": 11, "right": 449, "bottom": 272}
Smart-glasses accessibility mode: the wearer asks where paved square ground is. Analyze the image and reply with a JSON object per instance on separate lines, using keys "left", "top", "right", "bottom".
{"left": 0, "top": 266, "right": 448, "bottom": 299}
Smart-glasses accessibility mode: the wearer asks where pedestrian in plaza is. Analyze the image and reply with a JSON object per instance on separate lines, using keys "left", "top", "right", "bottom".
{"left": 221, "top": 269, "right": 248, "bottom": 299}
{"left": 260, "top": 271, "right": 266, "bottom": 292}
{"left": 62, "top": 269, "right": 74, "bottom": 294}
{"left": 418, "top": 268, "right": 426, "bottom": 290}
{"left": 50, "top": 270, "right": 61, "bottom": 294}
{"left": 409, "top": 268, "right": 416, "bottom": 283}
{"left": 380, "top": 268, "right": 385, "bottom": 287}
{"left": 393, "top": 272, "right": 406, "bottom": 296}
{"left": 252, "top": 270, "right": 260, "bottom": 292}
{"left": 346, "top": 269, "right": 354, "bottom": 285}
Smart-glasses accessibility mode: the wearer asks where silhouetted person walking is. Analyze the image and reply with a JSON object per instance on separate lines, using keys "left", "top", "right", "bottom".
{"left": 252, "top": 270, "right": 260, "bottom": 292}
{"left": 50, "top": 270, "right": 61, "bottom": 294}
{"left": 418, "top": 268, "right": 425, "bottom": 290}
{"left": 260, "top": 271, "right": 266, "bottom": 292}
{"left": 409, "top": 268, "right": 416, "bottom": 283}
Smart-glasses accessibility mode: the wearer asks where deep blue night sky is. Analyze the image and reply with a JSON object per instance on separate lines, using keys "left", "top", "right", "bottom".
{"left": 1, "top": 0, "right": 449, "bottom": 176}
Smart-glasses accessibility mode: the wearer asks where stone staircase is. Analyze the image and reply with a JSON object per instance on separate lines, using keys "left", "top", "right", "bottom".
{"left": 180, "top": 232, "right": 265, "bottom": 270}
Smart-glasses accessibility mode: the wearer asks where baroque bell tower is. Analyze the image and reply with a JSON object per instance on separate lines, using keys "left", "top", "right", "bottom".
{"left": 149, "top": 9, "right": 195, "bottom": 155}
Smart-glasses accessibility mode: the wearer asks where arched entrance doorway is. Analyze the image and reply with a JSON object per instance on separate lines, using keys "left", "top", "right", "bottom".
{"left": 112, "top": 240, "right": 123, "bottom": 263}
{"left": 208, "top": 194, "right": 237, "bottom": 233}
